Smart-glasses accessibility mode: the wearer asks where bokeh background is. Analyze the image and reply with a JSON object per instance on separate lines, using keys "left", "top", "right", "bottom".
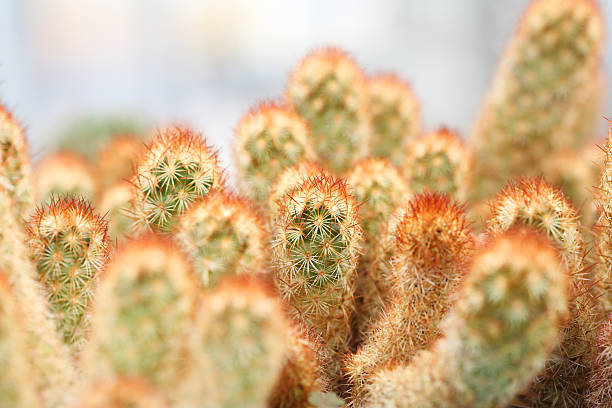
{"left": 1, "top": 0, "right": 612, "bottom": 171}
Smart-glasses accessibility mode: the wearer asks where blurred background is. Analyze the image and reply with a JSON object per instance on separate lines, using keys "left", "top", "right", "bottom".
{"left": 1, "top": 0, "right": 611, "bottom": 170}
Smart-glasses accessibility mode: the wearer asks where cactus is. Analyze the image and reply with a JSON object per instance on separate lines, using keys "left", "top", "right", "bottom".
{"left": 77, "top": 377, "right": 167, "bottom": 408}
{"left": 587, "top": 314, "right": 612, "bottom": 408}
{"left": 234, "top": 102, "right": 318, "bottom": 202}
{"left": 271, "top": 172, "right": 363, "bottom": 384}
{"left": 0, "top": 104, "right": 33, "bottom": 221}
{"left": 81, "top": 234, "right": 199, "bottom": 402}
{"left": 96, "top": 134, "right": 145, "bottom": 193}
{"left": 346, "top": 193, "right": 474, "bottom": 403}
{"left": 367, "top": 74, "right": 421, "bottom": 166}
{"left": 365, "top": 229, "right": 569, "bottom": 408}
{"left": 25, "top": 196, "right": 110, "bottom": 349}
{"left": 35, "top": 151, "right": 95, "bottom": 203}
{"left": 402, "top": 128, "right": 472, "bottom": 202}
{"left": 471, "top": 0, "right": 604, "bottom": 201}
{"left": 594, "top": 131, "right": 612, "bottom": 313}
{"left": 128, "top": 126, "right": 224, "bottom": 234}
{"left": 267, "top": 160, "right": 326, "bottom": 212}
{"left": 97, "top": 181, "right": 134, "bottom": 244}
{"left": 488, "top": 177, "right": 599, "bottom": 407}
{"left": 174, "top": 190, "right": 268, "bottom": 288}
{"left": 286, "top": 48, "right": 370, "bottom": 173}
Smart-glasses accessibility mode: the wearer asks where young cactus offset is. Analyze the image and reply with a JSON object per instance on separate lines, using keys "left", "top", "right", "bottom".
{"left": 174, "top": 190, "right": 268, "bottom": 288}
{"left": 35, "top": 151, "right": 96, "bottom": 203}
{"left": 184, "top": 275, "right": 288, "bottom": 408}
{"left": 346, "top": 193, "right": 474, "bottom": 402}
{"left": 234, "top": 102, "right": 318, "bottom": 202}
{"left": 365, "top": 229, "right": 569, "bottom": 408}
{"left": 471, "top": 0, "right": 604, "bottom": 201}
{"left": 586, "top": 314, "right": 612, "bottom": 408}
{"left": 402, "top": 128, "right": 473, "bottom": 202}
{"left": 286, "top": 48, "right": 370, "bottom": 172}
{"left": 0, "top": 104, "right": 33, "bottom": 221}
{"left": 271, "top": 172, "right": 363, "bottom": 383}
{"left": 96, "top": 134, "right": 145, "bottom": 193}
{"left": 81, "top": 234, "right": 199, "bottom": 401}
{"left": 129, "top": 126, "right": 224, "bottom": 234}
{"left": 367, "top": 74, "right": 421, "bottom": 166}
{"left": 76, "top": 377, "right": 167, "bottom": 408}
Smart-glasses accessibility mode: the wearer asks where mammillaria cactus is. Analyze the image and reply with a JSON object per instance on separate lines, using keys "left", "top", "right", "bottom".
{"left": 587, "top": 314, "right": 612, "bottom": 408}
{"left": 128, "top": 126, "right": 224, "bottom": 233}
{"left": 471, "top": 0, "right": 604, "bottom": 201}
{"left": 402, "top": 128, "right": 472, "bottom": 202}
{"left": 81, "top": 234, "right": 199, "bottom": 402}
{"left": 174, "top": 190, "right": 267, "bottom": 287}
{"left": 184, "top": 275, "right": 288, "bottom": 408}
{"left": 35, "top": 151, "right": 95, "bottom": 203}
{"left": 271, "top": 172, "right": 363, "bottom": 384}
{"left": 96, "top": 135, "right": 145, "bottom": 193}
{"left": 267, "top": 160, "right": 326, "bottom": 212}
{"left": 367, "top": 74, "right": 421, "bottom": 166}
{"left": 364, "top": 229, "right": 569, "bottom": 408}
{"left": 286, "top": 48, "right": 370, "bottom": 173}
{"left": 0, "top": 104, "right": 33, "bottom": 221}
{"left": 346, "top": 193, "right": 473, "bottom": 403}
{"left": 234, "top": 102, "right": 318, "bottom": 202}
{"left": 595, "top": 131, "right": 612, "bottom": 312}
{"left": 25, "top": 196, "right": 110, "bottom": 349}
{"left": 76, "top": 377, "right": 167, "bottom": 408}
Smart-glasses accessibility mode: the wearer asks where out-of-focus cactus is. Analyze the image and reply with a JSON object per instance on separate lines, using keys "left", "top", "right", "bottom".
{"left": 0, "top": 104, "right": 33, "bottom": 220}
{"left": 367, "top": 74, "right": 420, "bottom": 166}
{"left": 267, "top": 160, "right": 326, "bottom": 212}
{"left": 25, "top": 196, "right": 110, "bottom": 349}
{"left": 0, "top": 272, "right": 41, "bottom": 408}
{"left": 271, "top": 172, "right": 362, "bottom": 384}
{"left": 594, "top": 131, "right": 612, "bottom": 312}
{"left": 364, "top": 229, "right": 569, "bottom": 408}
{"left": 346, "top": 193, "right": 473, "bottom": 403}
{"left": 488, "top": 177, "right": 599, "bottom": 407}
{"left": 82, "top": 234, "right": 198, "bottom": 402}
{"left": 96, "top": 135, "right": 145, "bottom": 193}
{"left": 128, "top": 126, "right": 224, "bottom": 234}
{"left": 402, "top": 128, "right": 472, "bottom": 202}
{"left": 587, "top": 314, "right": 612, "bottom": 408}
{"left": 174, "top": 191, "right": 267, "bottom": 288}
{"left": 184, "top": 275, "right": 287, "bottom": 408}
{"left": 35, "top": 151, "right": 95, "bottom": 203}
{"left": 97, "top": 181, "right": 133, "bottom": 244}
{"left": 471, "top": 0, "right": 604, "bottom": 202}
{"left": 77, "top": 377, "right": 167, "bottom": 408}
{"left": 234, "top": 102, "right": 318, "bottom": 202}
{"left": 286, "top": 48, "right": 370, "bottom": 173}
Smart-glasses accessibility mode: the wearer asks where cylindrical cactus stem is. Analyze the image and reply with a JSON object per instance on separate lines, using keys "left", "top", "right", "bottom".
{"left": 286, "top": 48, "right": 370, "bottom": 173}
{"left": 0, "top": 271, "right": 42, "bottom": 408}
{"left": 95, "top": 134, "right": 145, "bottom": 194}
{"left": 96, "top": 181, "right": 134, "bottom": 245}
{"left": 345, "top": 193, "right": 473, "bottom": 403}
{"left": 25, "top": 196, "right": 110, "bottom": 350}
{"left": 471, "top": 0, "right": 604, "bottom": 202}
{"left": 267, "top": 160, "right": 326, "bottom": 213}
{"left": 81, "top": 234, "right": 199, "bottom": 402}
{"left": 128, "top": 126, "right": 224, "bottom": 234}
{"left": 587, "top": 314, "right": 612, "bottom": 407}
{"left": 367, "top": 74, "right": 421, "bottom": 166}
{"left": 594, "top": 131, "right": 612, "bottom": 312}
{"left": 76, "top": 377, "right": 168, "bottom": 408}
{"left": 365, "top": 229, "right": 570, "bottom": 408}
{"left": 35, "top": 151, "right": 96, "bottom": 203}
{"left": 271, "top": 172, "right": 363, "bottom": 385}
{"left": 184, "top": 275, "right": 288, "bottom": 408}
{"left": 487, "top": 177, "right": 600, "bottom": 407}
{"left": 0, "top": 104, "right": 33, "bottom": 221}
{"left": 402, "top": 128, "right": 473, "bottom": 202}
{"left": 174, "top": 190, "right": 268, "bottom": 288}
{"left": 234, "top": 101, "right": 318, "bottom": 202}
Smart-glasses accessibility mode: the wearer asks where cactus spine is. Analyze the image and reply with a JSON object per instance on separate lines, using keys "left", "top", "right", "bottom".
{"left": 595, "top": 131, "right": 612, "bottom": 312}
{"left": 129, "top": 126, "right": 224, "bottom": 234}
{"left": 174, "top": 191, "right": 268, "bottom": 288}
{"left": 35, "top": 151, "right": 96, "bottom": 203}
{"left": 587, "top": 314, "right": 612, "bottom": 408}
{"left": 76, "top": 377, "right": 167, "bottom": 408}
{"left": 25, "top": 196, "right": 110, "bottom": 349}
{"left": 367, "top": 74, "right": 420, "bottom": 166}
{"left": 271, "top": 172, "right": 362, "bottom": 384}
{"left": 267, "top": 160, "right": 326, "bottom": 212}
{"left": 234, "top": 102, "right": 318, "bottom": 202}
{"left": 286, "top": 48, "right": 370, "bottom": 173}
{"left": 365, "top": 229, "right": 569, "bottom": 408}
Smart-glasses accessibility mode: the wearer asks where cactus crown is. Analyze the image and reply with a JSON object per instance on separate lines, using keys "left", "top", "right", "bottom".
{"left": 174, "top": 190, "right": 267, "bottom": 288}
{"left": 234, "top": 101, "right": 317, "bottom": 201}
{"left": 35, "top": 151, "right": 96, "bottom": 203}
{"left": 78, "top": 378, "right": 167, "bottom": 408}
{"left": 286, "top": 48, "right": 370, "bottom": 172}
{"left": 367, "top": 74, "right": 420, "bottom": 166}
{"left": 129, "top": 126, "right": 224, "bottom": 233}
{"left": 267, "top": 160, "right": 326, "bottom": 212}
{"left": 25, "top": 196, "right": 110, "bottom": 348}
{"left": 403, "top": 128, "right": 472, "bottom": 201}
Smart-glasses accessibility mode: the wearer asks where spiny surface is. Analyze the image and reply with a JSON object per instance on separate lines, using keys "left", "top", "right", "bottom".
{"left": 587, "top": 314, "right": 612, "bottom": 407}
{"left": 35, "top": 151, "right": 95, "bottom": 203}
{"left": 595, "top": 131, "right": 612, "bottom": 312}
{"left": 77, "top": 378, "right": 167, "bottom": 408}
{"left": 96, "top": 134, "right": 145, "bottom": 193}
{"left": 267, "top": 160, "right": 326, "bottom": 213}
